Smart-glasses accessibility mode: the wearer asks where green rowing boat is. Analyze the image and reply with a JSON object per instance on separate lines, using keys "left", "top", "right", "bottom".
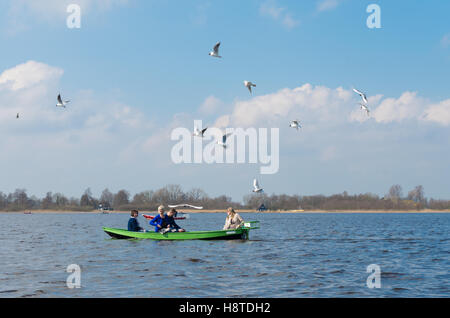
{"left": 103, "top": 221, "right": 260, "bottom": 241}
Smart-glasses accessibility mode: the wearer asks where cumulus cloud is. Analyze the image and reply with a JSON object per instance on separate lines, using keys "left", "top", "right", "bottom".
{"left": 0, "top": 61, "right": 153, "bottom": 146}
{"left": 221, "top": 84, "right": 351, "bottom": 127}
{"left": 198, "top": 95, "right": 223, "bottom": 115}
{"left": 207, "top": 83, "right": 450, "bottom": 130}
{"left": 259, "top": 0, "right": 300, "bottom": 29}
{"left": 0, "top": 60, "right": 63, "bottom": 91}
{"left": 371, "top": 92, "right": 426, "bottom": 123}
{"left": 423, "top": 99, "right": 450, "bottom": 126}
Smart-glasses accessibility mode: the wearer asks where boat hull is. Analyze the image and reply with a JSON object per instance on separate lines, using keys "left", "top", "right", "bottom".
{"left": 103, "top": 227, "right": 250, "bottom": 241}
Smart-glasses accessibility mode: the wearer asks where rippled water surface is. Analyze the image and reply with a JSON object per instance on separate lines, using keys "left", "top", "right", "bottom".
{"left": 0, "top": 212, "right": 448, "bottom": 297}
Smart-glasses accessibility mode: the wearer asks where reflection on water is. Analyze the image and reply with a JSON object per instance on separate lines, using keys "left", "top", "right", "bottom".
{"left": 0, "top": 212, "right": 448, "bottom": 297}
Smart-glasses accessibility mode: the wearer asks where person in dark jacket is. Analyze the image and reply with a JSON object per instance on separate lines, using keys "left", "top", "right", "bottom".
{"left": 128, "top": 210, "right": 145, "bottom": 232}
{"left": 165, "top": 209, "right": 185, "bottom": 233}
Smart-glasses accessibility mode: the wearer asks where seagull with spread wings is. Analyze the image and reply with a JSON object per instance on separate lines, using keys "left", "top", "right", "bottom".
{"left": 193, "top": 126, "right": 208, "bottom": 137}
{"left": 253, "top": 179, "right": 264, "bottom": 193}
{"left": 244, "top": 81, "right": 256, "bottom": 94}
{"left": 209, "top": 42, "right": 222, "bottom": 58}
{"left": 56, "top": 94, "right": 70, "bottom": 108}
{"left": 289, "top": 120, "right": 302, "bottom": 131}
{"left": 217, "top": 132, "right": 233, "bottom": 148}
{"left": 359, "top": 103, "right": 370, "bottom": 116}
{"left": 352, "top": 88, "right": 369, "bottom": 104}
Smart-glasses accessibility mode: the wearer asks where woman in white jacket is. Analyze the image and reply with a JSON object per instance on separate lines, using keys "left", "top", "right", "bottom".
{"left": 223, "top": 208, "right": 244, "bottom": 230}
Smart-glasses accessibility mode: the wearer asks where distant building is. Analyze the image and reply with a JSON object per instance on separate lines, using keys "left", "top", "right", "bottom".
{"left": 98, "top": 203, "right": 113, "bottom": 211}
{"left": 258, "top": 204, "right": 268, "bottom": 212}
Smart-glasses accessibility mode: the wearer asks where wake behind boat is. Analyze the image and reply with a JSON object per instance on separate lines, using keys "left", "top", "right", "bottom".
{"left": 103, "top": 221, "right": 259, "bottom": 241}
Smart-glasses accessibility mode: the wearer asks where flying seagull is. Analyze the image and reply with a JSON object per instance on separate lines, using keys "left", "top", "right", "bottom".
{"left": 56, "top": 94, "right": 70, "bottom": 108}
{"left": 289, "top": 120, "right": 302, "bottom": 131}
{"left": 193, "top": 126, "right": 208, "bottom": 137}
{"left": 244, "top": 81, "right": 256, "bottom": 94}
{"left": 217, "top": 132, "right": 232, "bottom": 148}
{"left": 253, "top": 179, "right": 264, "bottom": 193}
{"left": 168, "top": 204, "right": 203, "bottom": 210}
{"left": 352, "top": 88, "right": 368, "bottom": 104}
{"left": 359, "top": 103, "right": 370, "bottom": 116}
{"left": 209, "top": 42, "right": 222, "bottom": 58}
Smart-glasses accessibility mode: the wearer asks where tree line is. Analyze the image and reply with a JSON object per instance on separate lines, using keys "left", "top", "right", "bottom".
{"left": 0, "top": 184, "right": 449, "bottom": 212}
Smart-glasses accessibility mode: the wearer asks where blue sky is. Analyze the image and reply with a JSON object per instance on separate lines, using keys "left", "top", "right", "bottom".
{"left": 0, "top": 0, "right": 449, "bottom": 201}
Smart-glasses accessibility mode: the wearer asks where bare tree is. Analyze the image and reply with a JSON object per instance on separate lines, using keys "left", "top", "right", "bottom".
{"left": 100, "top": 188, "right": 114, "bottom": 208}
{"left": 113, "top": 190, "right": 130, "bottom": 208}
{"left": 408, "top": 185, "right": 425, "bottom": 203}
{"left": 388, "top": 184, "right": 403, "bottom": 200}
{"left": 42, "top": 192, "right": 53, "bottom": 209}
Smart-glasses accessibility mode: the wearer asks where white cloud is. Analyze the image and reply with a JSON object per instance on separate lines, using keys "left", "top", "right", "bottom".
{"left": 423, "top": 99, "right": 450, "bottom": 126}
{"left": 0, "top": 61, "right": 154, "bottom": 149}
{"left": 371, "top": 92, "right": 426, "bottom": 123}
{"left": 259, "top": 1, "right": 300, "bottom": 29}
{"left": 0, "top": 60, "right": 63, "bottom": 91}
{"left": 198, "top": 95, "right": 223, "bottom": 115}
{"left": 317, "top": 0, "right": 342, "bottom": 12}
{"left": 207, "top": 83, "right": 450, "bottom": 130}
{"left": 222, "top": 84, "right": 351, "bottom": 127}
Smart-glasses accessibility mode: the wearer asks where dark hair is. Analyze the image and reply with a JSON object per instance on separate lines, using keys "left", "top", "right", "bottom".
{"left": 168, "top": 208, "right": 177, "bottom": 214}
{"left": 131, "top": 210, "right": 139, "bottom": 216}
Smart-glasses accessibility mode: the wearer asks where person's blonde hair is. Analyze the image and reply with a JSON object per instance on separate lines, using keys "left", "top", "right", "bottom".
{"left": 227, "top": 207, "right": 236, "bottom": 218}
{"left": 158, "top": 205, "right": 165, "bottom": 212}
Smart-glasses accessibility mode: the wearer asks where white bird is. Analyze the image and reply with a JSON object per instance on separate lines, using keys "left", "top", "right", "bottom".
{"left": 168, "top": 204, "right": 203, "bottom": 210}
{"left": 209, "top": 42, "right": 222, "bottom": 58}
{"left": 244, "top": 81, "right": 256, "bottom": 94}
{"left": 253, "top": 179, "right": 263, "bottom": 193}
{"left": 353, "top": 88, "right": 369, "bottom": 104}
{"left": 193, "top": 126, "right": 208, "bottom": 137}
{"left": 359, "top": 103, "right": 370, "bottom": 116}
{"left": 56, "top": 94, "right": 70, "bottom": 108}
{"left": 289, "top": 120, "right": 302, "bottom": 131}
{"left": 217, "top": 132, "right": 232, "bottom": 148}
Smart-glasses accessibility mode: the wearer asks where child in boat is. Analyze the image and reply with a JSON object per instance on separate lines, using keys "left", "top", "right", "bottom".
{"left": 223, "top": 207, "right": 244, "bottom": 230}
{"left": 150, "top": 205, "right": 167, "bottom": 232}
{"left": 128, "top": 210, "right": 145, "bottom": 232}
{"left": 165, "top": 209, "right": 186, "bottom": 233}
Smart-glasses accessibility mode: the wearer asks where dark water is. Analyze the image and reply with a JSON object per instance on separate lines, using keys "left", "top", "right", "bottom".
{"left": 0, "top": 212, "right": 448, "bottom": 298}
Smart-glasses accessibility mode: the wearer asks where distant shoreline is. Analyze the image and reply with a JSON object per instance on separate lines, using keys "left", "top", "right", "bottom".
{"left": 4, "top": 209, "right": 450, "bottom": 214}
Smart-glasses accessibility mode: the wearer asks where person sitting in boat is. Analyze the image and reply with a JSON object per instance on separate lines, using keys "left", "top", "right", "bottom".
{"left": 128, "top": 210, "right": 145, "bottom": 232}
{"left": 149, "top": 205, "right": 167, "bottom": 232}
{"left": 223, "top": 207, "right": 244, "bottom": 230}
{"left": 164, "top": 209, "right": 186, "bottom": 233}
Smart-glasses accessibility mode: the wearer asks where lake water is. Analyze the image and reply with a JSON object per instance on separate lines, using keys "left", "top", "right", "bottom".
{"left": 0, "top": 212, "right": 448, "bottom": 298}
